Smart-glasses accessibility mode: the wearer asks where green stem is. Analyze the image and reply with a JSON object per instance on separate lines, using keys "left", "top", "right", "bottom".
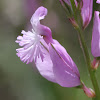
{"left": 76, "top": 28, "right": 100, "bottom": 100}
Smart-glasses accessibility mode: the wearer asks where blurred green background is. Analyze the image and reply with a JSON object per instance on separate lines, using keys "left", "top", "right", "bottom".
{"left": 0, "top": 0, "right": 100, "bottom": 100}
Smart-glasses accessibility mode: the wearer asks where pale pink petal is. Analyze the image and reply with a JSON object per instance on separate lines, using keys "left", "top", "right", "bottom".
{"left": 30, "top": 6, "right": 47, "bottom": 28}
{"left": 35, "top": 42, "right": 56, "bottom": 83}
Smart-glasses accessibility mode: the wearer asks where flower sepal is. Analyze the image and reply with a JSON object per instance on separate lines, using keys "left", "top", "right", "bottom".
{"left": 81, "top": 82, "right": 96, "bottom": 98}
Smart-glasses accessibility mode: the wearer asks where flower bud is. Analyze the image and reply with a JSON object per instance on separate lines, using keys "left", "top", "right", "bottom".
{"left": 91, "top": 11, "right": 100, "bottom": 57}
{"left": 81, "top": 0, "right": 93, "bottom": 29}
{"left": 60, "top": 0, "right": 93, "bottom": 29}
{"left": 82, "top": 83, "right": 96, "bottom": 98}
{"left": 91, "top": 58, "right": 100, "bottom": 70}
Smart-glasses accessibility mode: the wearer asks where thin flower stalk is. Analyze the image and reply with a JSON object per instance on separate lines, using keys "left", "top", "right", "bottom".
{"left": 76, "top": 27, "right": 100, "bottom": 100}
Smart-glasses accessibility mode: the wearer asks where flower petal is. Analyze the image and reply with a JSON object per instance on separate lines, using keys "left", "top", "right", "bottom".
{"left": 49, "top": 42, "right": 80, "bottom": 87}
{"left": 30, "top": 6, "right": 53, "bottom": 43}
{"left": 35, "top": 43, "right": 56, "bottom": 83}
{"left": 91, "top": 11, "right": 100, "bottom": 57}
{"left": 81, "top": 0, "right": 93, "bottom": 29}
{"left": 30, "top": 6, "right": 47, "bottom": 30}
{"left": 53, "top": 40, "right": 80, "bottom": 76}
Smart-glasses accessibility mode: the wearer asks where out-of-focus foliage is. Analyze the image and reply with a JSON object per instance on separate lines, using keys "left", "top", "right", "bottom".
{"left": 0, "top": 0, "right": 100, "bottom": 100}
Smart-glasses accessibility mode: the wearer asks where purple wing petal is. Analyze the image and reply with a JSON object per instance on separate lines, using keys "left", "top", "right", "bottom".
{"left": 49, "top": 43, "right": 80, "bottom": 87}
{"left": 53, "top": 40, "right": 80, "bottom": 76}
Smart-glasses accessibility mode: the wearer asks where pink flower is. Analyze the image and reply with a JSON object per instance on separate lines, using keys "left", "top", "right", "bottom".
{"left": 91, "top": 11, "right": 100, "bottom": 57}
{"left": 16, "top": 6, "right": 80, "bottom": 87}
{"left": 96, "top": 0, "right": 100, "bottom": 4}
